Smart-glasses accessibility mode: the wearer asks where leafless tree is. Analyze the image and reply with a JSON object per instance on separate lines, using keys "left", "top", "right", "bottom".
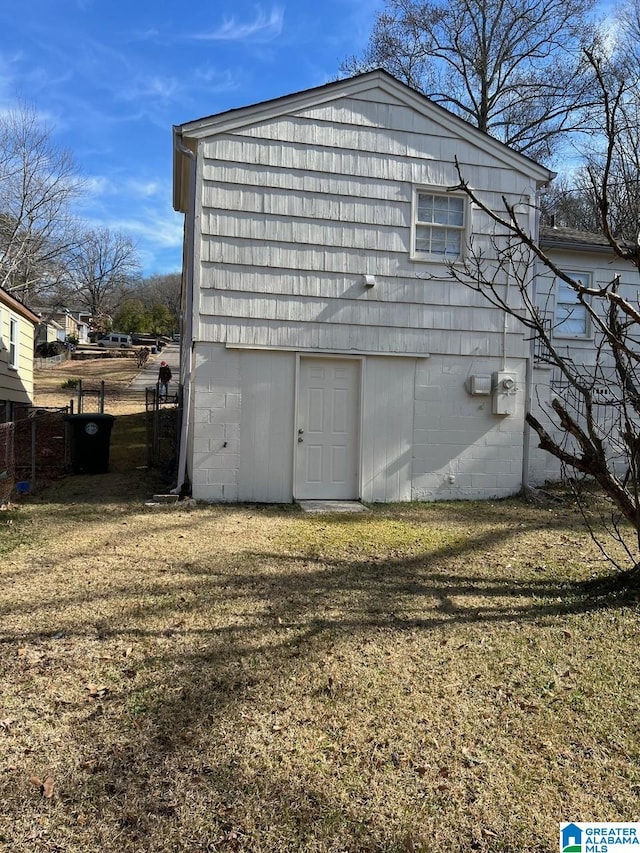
{"left": 341, "top": 0, "right": 600, "bottom": 161}
{"left": 0, "top": 103, "right": 82, "bottom": 301}
{"left": 137, "top": 272, "right": 182, "bottom": 321}
{"left": 541, "top": 0, "right": 640, "bottom": 239}
{"left": 440, "top": 46, "right": 640, "bottom": 581}
{"left": 59, "top": 227, "right": 141, "bottom": 319}
{"left": 540, "top": 174, "right": 602, "bottom": 233}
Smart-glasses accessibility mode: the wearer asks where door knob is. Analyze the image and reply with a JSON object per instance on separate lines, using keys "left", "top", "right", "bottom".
{"left": 298, "top": 436, "right": 304, "bottom": 443}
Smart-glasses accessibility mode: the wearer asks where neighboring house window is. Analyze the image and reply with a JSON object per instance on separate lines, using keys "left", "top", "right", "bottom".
{"left": 555, "top": 273, "right": 589, "bottom": 337}
{"left": 9, "top": 316, "right": 18, "bottom": 368}
{"left": 413, "top": 190, "right": 465, "bottom": 260}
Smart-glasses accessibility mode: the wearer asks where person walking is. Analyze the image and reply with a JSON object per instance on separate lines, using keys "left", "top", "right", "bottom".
{"left": 158, "top": 360, "right": 172, "bottom": 400}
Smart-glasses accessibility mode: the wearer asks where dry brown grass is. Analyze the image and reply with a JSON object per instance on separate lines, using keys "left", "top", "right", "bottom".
{"left": 1, "top": 362, "right": 638, "bottom": 850}
{"left": 34, "top": 356, "right": 150, "bottom": 416}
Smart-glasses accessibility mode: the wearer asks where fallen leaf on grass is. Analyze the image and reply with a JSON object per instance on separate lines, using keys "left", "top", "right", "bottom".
{"left": 29, "top": 776, "right": 55, "bottom": 798}
{"left": 516, "top": 700, "right": 540, "bottom": 712}
{"left": 85, "top": 683, "right": 110, "bottom": 699}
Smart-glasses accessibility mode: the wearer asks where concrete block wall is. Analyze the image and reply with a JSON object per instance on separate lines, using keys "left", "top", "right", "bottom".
{"left": 411, "top": 355, "right": 526, "bottom": 500}
{"left": 190, "top": 343, "right": 242, "bottom": 501}
{"left": 187, "top": 345, "right": 539, "bottom": 503}
{"left": 526, "top": 368, "right": 563, "bottom": 486}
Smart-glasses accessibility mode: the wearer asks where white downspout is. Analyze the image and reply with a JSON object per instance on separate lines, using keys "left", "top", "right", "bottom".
{"left": 521, "top": 189, "right": 544, "bottom": 491}
{"left": 171, "top": 129, "right": 197, "bottom": 496}
{"left": 502, "top": 257, "right": 511, "bottom": 372}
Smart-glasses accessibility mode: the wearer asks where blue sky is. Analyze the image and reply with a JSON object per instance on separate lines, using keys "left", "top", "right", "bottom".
{"left": 0, "top": 1, "right": 382, "bottom": 276}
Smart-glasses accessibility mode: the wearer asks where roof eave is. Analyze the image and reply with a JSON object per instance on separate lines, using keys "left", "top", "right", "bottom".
{"left": 0, "top": 287, "right": 40, "bottom": 325}
{"left": 541, "top": 236, "right": 616, "bottom": 254}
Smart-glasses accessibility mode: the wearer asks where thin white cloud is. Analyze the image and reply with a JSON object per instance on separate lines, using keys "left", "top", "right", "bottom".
{"left": 191, "top": 5, "right": 284, "bottom": 42}
{"left": 114, "top": 209, "right": 184, "bottom": 250}
{"left": 119, "top": 75, "right": 179, "bottom": 102}
{"left": 125, "top": 27, "right": 161, "bottom": 43}
{"left": 597, "top": 14, "right": 622, "bottom": 59}
{"left": 83, "top": 175, "right": 116, "bottom": 197}
{"left": 193, "top": 66, "right": 243, "bottom": 91}
{"left": 0, "top": 51, "right": 25, "bottom": 102}
{"left": 83, "top": 174, "right": 167, "bottom": 204}
{"left": 77, "top": 201, "right": 184, "bottom": 273}
{"left": 127, "top": 179, "right": 163, "bottom": 199}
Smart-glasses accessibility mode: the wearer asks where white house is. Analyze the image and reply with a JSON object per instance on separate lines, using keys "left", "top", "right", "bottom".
{"left": 528, "top": 225, "right": 640, "bottom": 485}
{"left": 171, "top": 70, "right": 635, "bottom": 503}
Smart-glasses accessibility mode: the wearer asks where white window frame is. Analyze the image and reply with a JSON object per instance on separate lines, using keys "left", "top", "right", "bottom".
{"left": 9, "top": 315, "right": 18, "bottom": 369}
{"left": 411, "top": 187, "right": 467, "bottom": 262}
{"left": 554, "top": 272, "right": 590, "bottom": 339}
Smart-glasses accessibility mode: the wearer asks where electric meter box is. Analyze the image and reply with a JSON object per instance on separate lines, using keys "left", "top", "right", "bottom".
{"left": 492, "top": 372, "right": 518, "bottom": 416}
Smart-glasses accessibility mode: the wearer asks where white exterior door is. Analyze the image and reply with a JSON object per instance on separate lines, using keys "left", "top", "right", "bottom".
{"left": 295, "top": 358, "right": 360, "bottom": 500}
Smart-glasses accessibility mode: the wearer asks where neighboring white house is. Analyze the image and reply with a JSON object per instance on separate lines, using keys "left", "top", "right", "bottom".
{"left": 0, "top": 286, "right": 40, "bottom": 422}
{"left": 171, "top": 70, "right": 636, "bottom": 503}
{"left": 528, "top": 225, "right": 640, "bottom": 486}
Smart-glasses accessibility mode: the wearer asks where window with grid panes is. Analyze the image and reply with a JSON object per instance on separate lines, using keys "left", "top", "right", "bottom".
{"left": 555, "top": 273, "right": 589, "bottom": 337}
{"left": 414, "top": 191, "right": 465, "bottom": 259}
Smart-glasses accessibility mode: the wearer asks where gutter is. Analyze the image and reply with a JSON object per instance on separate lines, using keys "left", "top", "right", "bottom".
{"left": 171, "top": 128, "right": 197, "bottom": 497}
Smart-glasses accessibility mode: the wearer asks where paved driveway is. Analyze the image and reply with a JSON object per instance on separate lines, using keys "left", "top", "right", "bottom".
{"left": 129, "top": 343, "right": 180, "bottom": 395}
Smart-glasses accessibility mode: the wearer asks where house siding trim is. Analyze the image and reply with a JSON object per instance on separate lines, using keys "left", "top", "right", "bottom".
{"left": 225, "top": 342, "right": 430, "bottom": 359}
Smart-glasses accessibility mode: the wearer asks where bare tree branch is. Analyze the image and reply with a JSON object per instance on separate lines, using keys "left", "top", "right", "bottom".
{"left": 0, "top": 103, "right": 83, "bottom": 301}
{"left": 340, "top": 0, "right": 600, "bottom": 160}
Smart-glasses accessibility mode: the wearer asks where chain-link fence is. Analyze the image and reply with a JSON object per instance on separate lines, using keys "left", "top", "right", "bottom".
{"left": 0, "top": 407, "right": 69, "bottom": 503}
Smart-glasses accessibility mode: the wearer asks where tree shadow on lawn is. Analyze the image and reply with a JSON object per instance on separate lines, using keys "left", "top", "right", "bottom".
{"left": 0, "top": 500, "right": 617, "bottom": 626}
{"left": 26, "top": 559, "right": 631, "bottom": 850}
{"left": 3, "top": 502, "right": 635, "bottom": 851}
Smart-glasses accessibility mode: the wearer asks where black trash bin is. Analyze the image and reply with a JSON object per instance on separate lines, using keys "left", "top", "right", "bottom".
{"left": 64, "top": 413, "right": 116, "bottom": 474}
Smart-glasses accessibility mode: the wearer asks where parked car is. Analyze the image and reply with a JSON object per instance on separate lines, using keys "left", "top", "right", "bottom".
{"left": 97, "top": 333, "right": 132, "bottom": 348}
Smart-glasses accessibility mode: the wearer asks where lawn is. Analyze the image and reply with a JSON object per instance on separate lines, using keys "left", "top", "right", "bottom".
{"left": 33, "top": 355, "right": 148, "bottom": 416}
{"left": 1, "top": 364, "right": 639, "bottom": 851}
